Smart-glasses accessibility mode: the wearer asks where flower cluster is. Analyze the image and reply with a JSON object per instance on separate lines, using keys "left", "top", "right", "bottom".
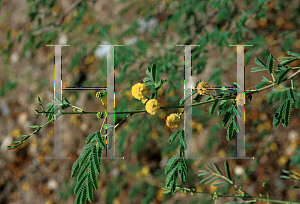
{"left": 166, "top": 113, "right": 181, "bottom": 129}
{"left": 145, "top": 99, "right": 160, "bottom": 115}
{"left": 96, "top": 92, "right": 104, "bottom": 99}
{"left": 97, "top": 112, "right": 104, "bottom": 119}
{"left": 197, "top": 81, "right": 210, "bottom": 95}
{"left": 131, "top": 83, "right": 148, "bottom": 100}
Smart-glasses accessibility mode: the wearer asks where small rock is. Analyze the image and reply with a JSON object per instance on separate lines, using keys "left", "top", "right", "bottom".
{"left": 0, "top": 136, "right": 12, "bottom": 153}
{"left": 47, "top": 179, "right": 58, "bottom": 190}
{"left": 0, "top": 100, "right": 10, "bottom": 116}
{"left": 29, "top": 165, "right": 38, "bottom": 173}
{"left": 288, "top": 130, "right": 299, "bottom": 141}
{"left": 234, "top": 165, "right": 245, "bottom": 176}
{"left": 59, "top": 34, "right": 67, "bottom": 45}
{"left": 94, "top": 42, "right": 110, "bottom": 59}
{"left": 10, "top": 52, "right": 19, "bottom": 64}
{"left": 110, "top": 167, "right": 120, "bottom": 177}
{"left": 18, "top": 113, "right": 28, "bottom": 126}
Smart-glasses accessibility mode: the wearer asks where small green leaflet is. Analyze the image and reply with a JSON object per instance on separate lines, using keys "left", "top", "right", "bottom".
{"left": 165, "top": 155, "right": 179, "bottom": 175}
{"left": 170, "top": 129, "right": 182, "bottom": 144}
{"left": 276, "top": 67, "right": 291, "bottom": 85}
{"left": 210, "top": 100, "right": 219, "bottom": 115}
{"left": 155, "top": 79, "right": 167, "bottom": 90}
{"left": 146, "top": 64, "right": 157, "bottom": 83}
{"left": 226, "top": 120, "right": 234, "bottom": 141}
{"left": 267, "top": 54, "right": 274, "bottom": 74}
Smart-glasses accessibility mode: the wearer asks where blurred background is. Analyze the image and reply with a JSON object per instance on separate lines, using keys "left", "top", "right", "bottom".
{"left": 0, "top": 0, "right": 300, "bottom": 203}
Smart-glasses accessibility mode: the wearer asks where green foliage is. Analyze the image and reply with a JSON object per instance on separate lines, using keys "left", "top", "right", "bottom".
{"left": 210, "top": 100, "right": 219, "bottom": 115}
{"left": 198, "top": 161, "right": 233, "bottom": 186}
{"left": 275, "top": 66, "right": 292, "bottom": 86}
{"left": 290, "top": 148, "right": 300, "bottom": 169}
{"left": 280, "top": 169, "right": 300, "bottom": 189}
{"left": 72, "top": 132, "right": 104, "bottom": 204}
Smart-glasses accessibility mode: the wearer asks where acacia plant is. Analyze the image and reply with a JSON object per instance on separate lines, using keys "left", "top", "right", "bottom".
{"left": 7, "top": 51, "right": 300, "bottom": 203}
{"left": 2, "top": 0, "right": 300, "bottom": 203}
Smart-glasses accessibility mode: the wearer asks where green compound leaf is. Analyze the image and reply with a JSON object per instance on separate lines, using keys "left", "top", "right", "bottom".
{"left": 212, "top": 163, "right": 223, "bottom": 176}
{"left": 166, "top": 166, "right": 178, "bottom": 187}
{"left": 92, "top": 146, "right": 101, "bottom": 174}
{"left": 226, "top": 120, "right": 234, "bottom": 141}
{"left": 200, "top": 175, "right": 215, "bottom": 184}
{"left": 224, "top": 160, "right": 231, "bottom": 181}
{"left": 193, "top": 94, "right": 204, "bottom": 103}
{"left": 32, "top": 127, "right": 42, "bottom": 134}
{"left": 276, "top": 67, "right": 291, "bottom": 85}
{"left": 210, "top": 100, "right": 219, "bottom": 115}
{"left": 255, "top": 57, "right": 267, "bottom": 69}
{"left": 218, "top": 100, "right": 227, "bottom": 115}
{"left": 75, "top": 188, "right": 83, "bottom": 204}
{"left": 85, "top": 132, "right": 97, "bottom": 144}
{"left": 37, "top": 95, "right": 44, "bottom": 110}
{"left": 222, "top": 108, "right": 232, "bottom": 126}
{"left": 79, "top": 148, "right": 93, "bottom": 167}
{"left": 205, "top": 165, "right": 216, "bottom": 173}
{"left": 178, "top": 162, "right": 187, "bottom": 185}
{"left": 86, "top": 176, "right": 94, "bottom": 202}
{"left": 267, "top": 54, "right": 274, "bottom": 74}
{"left": 179, "top": 130, "right": 187, "bottom": 150}
{"left": 155, "top": 79, "right": 167, "bottom": 91}
{"left": 262, "top": 76, "right": 269, "bottom": 82}
{"left": 74, "top": 174, "right": 88, "bottom": 195}
{"left": 282, "top": 99, "right": 292, "bottom": 127}
{"left": 89, "top": 162, "right": 98, "bottom": 190}
{"left": 273, "top": 101, "right": 285, "bottom": 128}
{"left": 232, "top": 115, "right": 241, "bottom": 133}
{"left": 71, "top": 157, "right": 82, "bottom": 177}
{"left": 77, "top": 161, "right": 91, "bottom": 182}
{"left": 143, "top": 77, "right": 155, "bottom": 86}
{"left": 146, "top": 64, "right": 157, "bottom": 83}
{"left": 255, "top": 81, "right": 269, "bottom": 89}
{"left": 251, "top": 67, "right": 268, "bottom": 72}
{"left": 206, "top": 177, "right": 221, "bottom": 185}
{"left": 83, "top": 143, "right": 96, "bottom": 150}
{"left": 81, "top": 184, "right": 87, "bottom": 204}
{"left": 165, "top": 155, "right": 179, "bottom": 175}
{"left": 278, "top": 58, "right": 298, "bottom": 66}
{"left": 170, "top": 129, "right": 182, "bottom": 144}
{"left": 287, "top": 51, "right": 300, "bottom": 58}
{"left": 287, "top": 88, "right": 295, "bottom": 103}
{"left": 96, "top": 132, "right": 105, "bottom": 149}
{"left": 214, "top": 181, "right": 228, "bottom": 186}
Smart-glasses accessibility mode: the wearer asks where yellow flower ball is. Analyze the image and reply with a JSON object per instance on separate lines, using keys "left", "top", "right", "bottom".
{"left": 131, "top": 83, "right": 148, "bottom": 100}
{"left": 166, "top": 113, "right": 181, "bottom": 129}
{"left": 197, "top": 81, "right": 210, "bottom": 95}
{"left": 145, "top": 99, "right": 160, "bottom": 115}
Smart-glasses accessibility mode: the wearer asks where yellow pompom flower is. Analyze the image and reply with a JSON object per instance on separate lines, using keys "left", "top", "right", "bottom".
{"left": 197, "top": 81, "right": 210, "bottom": 95}
{"left": 145, "top": 99, "right": 160, "bottom": 115}
{"left": 131, "top": 83, "right": 148, "bottom": 100}
{"left": 166, "top": 113, "right": 181, "bottom": 129}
